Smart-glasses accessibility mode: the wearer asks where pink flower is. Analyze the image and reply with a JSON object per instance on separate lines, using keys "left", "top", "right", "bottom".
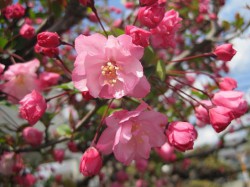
{"left": 19, "top": 24, "right": 35, "bottom": 39}
{"left": 155, "top": 142, "right": 176, "bottom": 161}
{"left": 15, "top": 174, "right": 36, "bottom": 187}
{"left": 213, "top": 44, "right": 237, "bottom": 61}
{"left": 79, "top": 147, "right": 103, "bottom": 176}
{"left": 1, "top": 59, "right": 40, "bottom": 103}
{"left": 0, "top": 153, "right": 24, "bottom": 175}
{"left": 96, "top": 103, "right": 167, "bottom": 165}
{"left": 53, "top": 149, "right": 65, "bottom": 163}
{"left": 209, "top": 106, "right": 233, "bottom": 133}
{"left": 2, "top": 3, "right": 25, "bottom": 19}
{"left": 19, "top": 90, "right": 47, "bottom": 125}
{"left": 72, "top": 33, "right": 150, "bottom": 99}
{"left": 67, "top": 141, "right": 78, "bottom": 152}
{"left": 124, "top": 2, "right": 135, "bottom": 9}
{"left": 37, "top": 32, "right": 60, "bottom": 48}
{"left": 38, "top": 72, "right": 60, "bottom": 90}
{"left": 135, "top": 159, "right": 148, "bottom": 172}
{"left": 136, "top": 179, "right": 148, "bottom": 187}
{"left": 22, "top": 127, "right": 43, "bottom": 146}
{"left": 125, "top": 25, "right": 151, "bottom": 47}
{"left": 212, "top": 91, "right": 248, "bottom": 119}
{"left": 79, "top": 0, "right": 91, "bottom": 6}
{"left": 195, "top": 100, "right": 212, "bottom": 126}
{"left": 138, "top": 3, "right": 165, "bottom": 28}
{"left": 218, "top": 77, "right": 237, "bottom": 91}
{"left": 166, "top": 121, "right": 197, "bottom": 152}
{"left": 88, "top": 12, "right": 99, "bottom": 23}
{"left": 0, "top": 63, "right": 5, "bottom": 74}
{"left": 139, "top": 0, "right": 158, "bottom": 6}
{"left": 151, "top": 9, "right": 182, "bottom": 48}
{"left": 116, "top": 170, "right": 129, "bottom": 182}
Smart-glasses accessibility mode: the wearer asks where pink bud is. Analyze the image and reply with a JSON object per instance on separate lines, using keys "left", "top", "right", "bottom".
{"left": 79, "top": 147, "right": 102, "bottom": 177}
{"left": 213, "top": 44, "right": 237, "bottom": 61}
{"left": 124, "top": 2, "right": 135, "bottom": 9}
{"left": 139, "top": 0, "right": 158, "bottom": 6}
{"left": 81, "top": 91, "right": 93, "bottom": 101}
{"left": 22, "top": 127, "right": 43, "bottom": 146}
{"left": 138, "top": 3, "right": 165, "bottom": 28}
{"left": 136, "top": 179, "right": 148, "bottom": 187}
{"left": 79, "top": 0, "right": 92, "bottom": 6}
{"left": 15, "top": 174, "right": 36, "bottom": 187}
{"left": 53, "top": 149, "right": 65, "bottom": 163}
{"left": 135, "top": 159, "right": 148, "bottom": 172}
{"left": 2, "top": 3, "right": 25, "bottom": 19}
{"left": 209, "top": 106, "right": 233, "bottom": 133}
{"left": 19, "top": 24, "right": 35, "bottom": 39}
{"left": 116, "top": 170, "right": 129, "bottom": 183}
{"left": 166, "top": 121, "right": 197, "bottom": 152}
{"left": 38, "top": 72, "right": 60, "bottom": 90}
{"left": 37, "top": 32, "right": 60, "bottom": 48}
{"left": 88, "top": 12, "right": 98, "bottom": 23}
{"left": 155, "top": 142, "right": 176, "bottom": 162}
{"left": 195, "top": 100, "right": 212, "bottom": 126}
{"left": 218, "top": 77, "right": 237, "bottom": 91}
{"left": 125, "top": 25, "right": 151, "bottom": 47}
{"left": 67, "top": 141, "right": 78, "bottom": 152}
{"left": 19, "top": 90, "right": 47, "bottom": 126}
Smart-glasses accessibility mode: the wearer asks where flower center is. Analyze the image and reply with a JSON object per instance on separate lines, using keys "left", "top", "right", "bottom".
{"left": 101, "top": 62, "right": 119, "bottom": 86}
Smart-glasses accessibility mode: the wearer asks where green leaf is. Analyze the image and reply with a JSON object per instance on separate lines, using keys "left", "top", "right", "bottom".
{"left": 56, "top": 124, "right": 72, "bottom": 137}
{"left": 143, "top": 46, "right": 155, "bottom": 65}
{"left": 156, "top": 60, "right": 166, "bottom": 81}
{"left": 0, "top": 37, "right": 8, "bottom": 49}
{"left": 55, "top": 82, "right": 75, "bottom": 90}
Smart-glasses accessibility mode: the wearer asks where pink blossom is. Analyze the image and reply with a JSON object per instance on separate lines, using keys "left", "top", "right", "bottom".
{"left": 37, "top": 32, "right": 60, "bottom": 48}
{"left": 96, "top": 103, "right": 167, "bottom": 165}
{"left": 72, "top": 33, "right": 150, "bottom": 99}
{"left": 0, "top": 153, "right": 24, "bottom": 175}
{"left": 136, "top": 179, "right": 148, "bottom": 187}
{"left": 22, "top": 127, "right": 43, "bottom": 146}
{"left": 125, "top": 25, "right": 151, "bottom": 47}
{"left": 19, "top": 24, "right": 35, "bottom": 39}
{"left": 53, "top": 149, "right": 65, "bottom": 163}
{"left": 135, "top": 159, "right": 148, "bottom": 172}
{"left": 213, "top": 44, "right": 237, "bottom": 61}
{"left": 209, "top": 106, "right": 233, "bottom": 133}
{"left": 67, "top": 141, "right": 79, "bottom": 152}
{"left": 15, "top": 174, "right": 36, "bottom": 187}
{"left": 139, "top": 0, "right": 158, "bottom": 6}
{"left": 19, "top": 90, "right": 47, "bottom": 126}
{"left": 116, "top": 170, "right": 129, "bottom": 183}
{"left": 155, "top": 142, "right": 176, "bottom": 161}
{"left": 0, "top": 63, "right": 5, "bottom": 74}
{"left": 218, "top": 77, "right": 237, "bottom": 91}
{"left": 79, "top": 0, "right": 91, "bottom": 6}
{"left": 212, "top": 91, "right": 248, "bottom": 119}
{"left": 38, "top": 72, "right": 60, "bottom": 90}
{"left": 138, "top": 3, "right": 165, "bottom": 28}
{"left": 1, "top": 59, "right": 40, "bottom": 103}
{"left": 113, "top": 19, "right": 122, "bottom": 28}
{"left": 195, "top": 100, "right": 212, "bottom": 126}
{"left": 151, "top": 10, "right": 182, "bottom": 48}
{"left": 2, "top": 3, "right": 25, "bottom": 19}
{"left": 88, "top": 12, "right": 99, "bottom": 23}
{"left": 79, "top": 147, "right": 103, "bottom": 176}
{"left": 166, "top": 121, "right": 197, "bottom": 152}
{"left": 124, "top": 2, "right": 135, "bottom": 9}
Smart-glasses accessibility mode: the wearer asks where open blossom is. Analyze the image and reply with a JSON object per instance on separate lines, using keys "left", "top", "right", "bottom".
{"left": 37, "top": 32, "right": 60, "bottom": 48}
{"left": 213, "top": 44, "right": 237, "bottom": 61}
{"left": 96, "top": 103, "right": 167, "bottom": 165}
{"left": 2, "top": 3, "right": 25, "bottom": 19}
{"left": 22, "top": 127, "right": 43, "bottom": 146}
{"left": 72, "top": 33, "right": 150, "bottom": 99}
{"left": 19, "top": 90, "right": 47, "bottom": 125}
{"left": 166, "top": 121, "right": 197, "bottom": 152}
{"left": 0, "top": 59, "right": 40, "bottom": 103}
{"left": 125, "top": 25, "right": 151, "bottom": 47}
{"left": 212, "top": 91, "right": 248, "bottom": 119}
{"left": 138, "top": 3, "right": 165, "bottom": 28}
{"left": 79, "top": 147, "right": 103, "bottom": 176}
{"left": 218, "top": 77, "right": 237, "bottom": 91}
{"left": 151, "top": 9, "right": 182, "bottom": 48}
{"left": 195, "top": 100, "right": 212, "bottom": 127}
{"left": 19, "top": 24, "right": 35, "bottom": 39}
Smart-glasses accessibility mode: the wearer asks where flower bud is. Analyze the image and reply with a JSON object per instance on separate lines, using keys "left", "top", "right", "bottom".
{"left": 67, "top": 141, "right": 78, "bottom": 152}
{"left": 19, "top": 90, "right": 47, "bottom": 126}
{"left": 138, "top": 3, "right": 165, "bottom": 28}
{"left": 166, "top": 121, "right": 197, "bottom": 152}
{"left": 2, "top": 3, "right": 25, "bottom": 19}
{"left": 213, "top": 44, "right": 237, "bottom": 61}
{"left": 22, "top": 127, "right": 43, "bottom": 146}
{"left": 218, "top": 77, "right": 237, "bottom": 91}
{"left": 37, "top": 32, "right": 60, "bottom": 48}
{"left": 155, "top": 142, "right": 176, "bottom": 161}
{"left": 53, "top": 149, "right": 65, "bottom": 163}
{"left": 139, "top": 0, "right": 158, "bottom": 6}
{"left": 79, "top": 147, "right": 102, "bottom": 176}
{"left": 19, "top": 24, "right": 35, "bottom": 39}
{"left": 125, "top": 25, "right": 151, "bottom": 47}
